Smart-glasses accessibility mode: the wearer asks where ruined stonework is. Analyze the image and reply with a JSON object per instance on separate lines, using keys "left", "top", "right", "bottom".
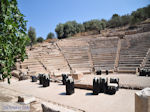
{"left": 135, "top": 88, "right": 150, "bottom": 112}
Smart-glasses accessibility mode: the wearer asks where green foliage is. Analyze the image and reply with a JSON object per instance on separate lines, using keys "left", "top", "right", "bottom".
{"left": 83, "top": 19, "right": 106, "bottom": 32}
{"left": 55, "top": 20, "right": 106, "bottom": 39}
{"left": 130, "top": 5, "right": 150, "bottom": 24}
{"left": 37, "top": 37, "right": 44, "bottom": 43}
{"left": 0, "top": 0, "right": 29, "bottom": 83}
{"left": 63, "top": 21, "right": 78, "bottom": 37}
{"left": 55, "top": 24, "right": 64, "bottom": 39}
{"left": 55, "top": 21, "right": 85, "bottom": 39}
{"left": 77, "top": 24, "right": 85, "bottom": 32}
{"left": 28, "top": 26, "right": 36, "bottom": 44}
{"left": 120, "top": 14, "right": 131, "bottom": 26}
{"left": 46, "top": 32, "right": 55, "bottom": 39}
{"left": 107, "top": 5, "right": 150, "bottom": 27}
{"left": 107, "top": 14, "right": 122, "bottom": 28}
{"left": 101, "top": 19, "right": 107, "bottom": 29}
{"left": 145, "top": 5, "right": 150, "bottom": 18}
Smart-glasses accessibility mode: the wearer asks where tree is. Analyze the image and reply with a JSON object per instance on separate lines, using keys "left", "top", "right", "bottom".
{"left": 46, "top": 32, "right": 55, "bottom": 39}
{"left": 37, "top": 37, "right": 44, "bottom": 43}
{"left": 76, "top": 24, "right": 85, "bottom": 33}
{"left": 120, "top": 14, "right": 131, "bottom": 26}
{"left": 55, "top": 23, "right": 64, "bottom": 39}
{"left": 83, "top": 19, "right": 105, "bottom": 32}
{"left": 0, "top": 0, "right": 29, "bottom": 83}
{"left": 130, "top": 7, "right": 148, "bottom": 24}
{"left": 145, "top": 5, "right": 150, "bottom": 18}
{"left": 108, "top": 14, "right": 122, "bottom": 28}
{"left": 55, "top": 21, "right": 81, "bottom": 39}
{"left": 28, "top": 26, "right": 36, "bottom": 44}
{"left": 63, "top": 21, "right": 77, "bottom": 37}
{"left": 101, "top": 19, "right": 108, "bottom": 28}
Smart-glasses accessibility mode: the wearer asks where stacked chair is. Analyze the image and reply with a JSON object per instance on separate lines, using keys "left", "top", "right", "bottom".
{"left": 93, "top": 77, "right": 119, "bottom": 95}
{"left": 106, "top": 70, "right": 109, "bottom": 75}
{"left": 96, "top": 70, "right": 109, "bottom": 75}
{"left": 39, "top": 74, "right": 44, "bottom": 85}
{"left": 93, "top": 77, "right": 100, "bottom": 95}
{"left": 107, "top": 78, "right": 119, "bottom": 95}
{"left": 62, "top": 74, "right": 68, "bottom": 85}
{"left": 66, "top": 77, "right": 75, "bottom": 95}
{"left": 139, "top": 68, "right": 150, "bottom": 76}
{"left": 100, "top": 78, "right": 108, "bottom": 93}
{"left": 61, "top": 74, "right": 75, "bottom": 95}
{"left": 96, "top": 70, "right": 102, "bottom": 75}
{"left": 38, "top": 74, "right": 50, "bottom": 87}
{"left": 93, "top": 77, "right": 108, "bottom": 95}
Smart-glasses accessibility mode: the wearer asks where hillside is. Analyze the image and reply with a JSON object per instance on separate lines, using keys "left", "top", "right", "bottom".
{"left": 72, "top": 18, "right": 150, "bottom": 38}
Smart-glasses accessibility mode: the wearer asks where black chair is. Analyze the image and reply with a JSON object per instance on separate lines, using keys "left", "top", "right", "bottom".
{"left": 62, "top": 74, "right": 68, "bottom": 85}
{"left": 147, "top": 69, "right": 150, "bottom": 77}
{"left": 145, "top": 69, "right": 150, "bottom": 76}
{"left": 141, "top": 69, "right": 147, "bottom": 76}
{"left": 93, "top": 77, "right": 100, "bottom": 95}
{"left": 110, "top": 78, "right": 119, "bottom": 90}
{"left": 43, "top": 75, "right": 50, "bottom": 87}
{"left": 66, "top": 78, "right": 74, "bottom": 95}
{"left": 100, "top": 77, "right": 108, "bottom": 93}
{"left": 110, "top": 78, "right": 119, "bottom": 84}
{"left": 39, "top": 74, "right": 44, "bottom": 85}
{"left": 106, "top": 70, "right": 109, "bottom": 75}
{"left": 96, "top": 70, "right": 101, "bottom": 75}
{"left": 43, "top": 78, "right": 50, "bottom": 87}
{"left": 106, "top": 85, "right": 117, "bottom": 95}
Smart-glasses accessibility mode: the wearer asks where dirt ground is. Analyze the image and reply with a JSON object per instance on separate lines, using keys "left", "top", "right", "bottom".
{"left": 0, "top": 84, "right": 42, "bottom": 112}
{"left": 0, "top": 77, "right": 140, "bottom": 112}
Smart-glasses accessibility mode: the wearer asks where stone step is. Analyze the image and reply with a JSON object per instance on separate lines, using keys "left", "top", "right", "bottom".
{"left": 119, "top": 64, "right": 140, "bottom": 66}
{"left": 118, "top": 67, "right": 136, "bottom": 70}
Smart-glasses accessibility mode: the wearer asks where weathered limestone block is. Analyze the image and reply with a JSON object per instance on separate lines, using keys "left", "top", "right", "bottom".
{"left": 41, "top": 103, "right": 60, "bottom": 112}
{"left": 71, "top": 74, "right": 83, "bottom": 80}
{"left": 136, "top": 67, "right": 139, "bottom": 75}
{"left": 74, "top": 83, "right": 93, "bottom": 90}
{"left": 11, "top": 70, "right": 21, "bottom": 78}
{"left": 20, "top": 69, "right": 28, "bottom": 75}
{"left": 135, "top": 88, "right": 150, "bottom": 112}
{"left": 18, "top": 95, "right": 35, "bottom": 104}
{"left": 19, "top": 73, "right": 28, "bottom": 81}
{"left": 41, "top": 102, "right": 76, "bottom": 112}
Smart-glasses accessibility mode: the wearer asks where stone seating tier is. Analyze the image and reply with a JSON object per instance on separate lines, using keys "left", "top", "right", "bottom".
{"left": 18, "top": 31, "right": 150, "bottom": 75}
{"left": 118, "top": 32, "right": 150, "bottom": 72}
